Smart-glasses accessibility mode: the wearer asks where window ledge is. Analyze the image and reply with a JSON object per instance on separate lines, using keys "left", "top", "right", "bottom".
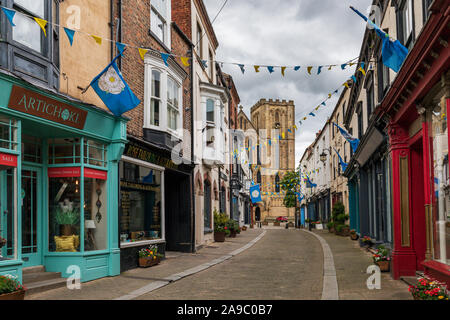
{"left": 120, "top": 239, "right": 166, "bottom": 249}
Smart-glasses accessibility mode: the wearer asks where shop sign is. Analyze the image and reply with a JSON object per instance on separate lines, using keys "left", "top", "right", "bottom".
{"left": 124, "top": 143, "right": 178, "bottom": 170}
{"left": 48, "top": 167, "right": 81, "bottom": 178}
{"left": 0, "top": 152, "right": 17, "bottom": 167}
{"left": 8, "top": 85, "right": 88, "bottom": 130}
{"left": 85, "top": 168, "right": 107, "bottom": 180}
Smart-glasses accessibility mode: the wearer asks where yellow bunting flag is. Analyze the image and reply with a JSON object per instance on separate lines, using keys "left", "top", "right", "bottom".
{"left": 349, "top": 62, "right": 356, "bottom": 66}
{"left": 293, "top": 125, "right": 298, "bottom": 131}
{"left": 91, "top": 35, "right": 102, "bottom": 45}
{"left": 343, "top": 82, "right": 350, "bottom": 89}
{"left": 303, "top": 117, "right": 307, "bottom": 120}
{"left": 328, "top": 65, "right": 334, "bottom": 70}
{"left": 34, "top": 18, "right": 47, "bottom": 37}
{"left": 315, "top": 106, "right": 320, "bottom": 111}
{"left": 138, "top": 48, "right": 149, "bottom": 60}
{"left": 281, "top": 67, "right": 286, "bottom": 77}
{"left": 358, "top": 67, "right": 366, "bottom": 76}
{"left": 254, "top": 65, "right": 260, "bottom": 73}
{"left": 282, "top": 132, "right": 285, "bottom": 139}
{"left": 328, "top": 94, "right": 332, "bottom": 99}
{"left": 307, "top": 66, "right": 313, "bottom": 75}
{"left": 180, "top": 57, "right": 190, "bottom": 67}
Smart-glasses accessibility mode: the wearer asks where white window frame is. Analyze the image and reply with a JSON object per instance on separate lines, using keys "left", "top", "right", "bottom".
{"left": 150, "top": 0, "right": 171, "bottom": 49}
{"left": 144, "top": 55, "right": 184, "bottom": 140}
{"left": 119, "top": 156, "right": 165, "bottom": 248}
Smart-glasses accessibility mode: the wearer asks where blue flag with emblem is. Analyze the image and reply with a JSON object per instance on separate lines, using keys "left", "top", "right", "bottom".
{"left": 250, "top": 184, "right": 262, "bottom": 203}
{"left": 305, "top": 174, "right": 317, "bottom": 188}
{"left": 333, "top": 122, "right": 360, "bottom": 153}
{"left": 350, "top": 6, "right": 408, "bottom": 72}
{"left": 334, "top": 148, "right": 348, "bottom": 172}
{"left": 89, "top": 52, "right": 140, "bottom": 117}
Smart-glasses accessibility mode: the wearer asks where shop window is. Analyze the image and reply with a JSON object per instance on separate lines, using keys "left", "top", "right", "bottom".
{"left": 84, "top": 140, "right": 107, "bottom": 168}
{"left": 48, "top": 138, "right": 81, "bottom": 164}
{"left": 0, "top": 168, "right": 17, "bottom": 259}
{"left": 431, "top": 100, "right": 450, "bottom": 265}
{"left": 48, "top": 176, "right": 81, "bottom": 252}
{"left": 119, "top": 162, "right": 163, "bottom": 244}
{"left": 22, "top": 135, "right": 42, "bottom": 163}
{"left": 0, "top": 117, "right": 18, "bottom": 151}
{"left": 84, "top": 177, "right": 107, "bottom": 251}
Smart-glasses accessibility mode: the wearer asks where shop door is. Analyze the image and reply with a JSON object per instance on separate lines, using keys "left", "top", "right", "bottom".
{"left": 21, "top": 167, "right": 42, "bottom": 267}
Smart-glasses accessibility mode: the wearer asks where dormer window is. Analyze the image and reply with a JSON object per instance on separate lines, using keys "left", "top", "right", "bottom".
{"left": 150, "top": 0, "right": 171, "bottom": 48}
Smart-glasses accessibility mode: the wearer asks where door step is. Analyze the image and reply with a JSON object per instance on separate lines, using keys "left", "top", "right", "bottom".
{"left": 22, "top": 265, "right": 67, "bottom": 295}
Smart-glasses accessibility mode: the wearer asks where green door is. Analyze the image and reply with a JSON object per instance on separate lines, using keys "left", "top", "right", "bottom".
{"left": 21, "top": 167, "right": 42, "bottom": 267}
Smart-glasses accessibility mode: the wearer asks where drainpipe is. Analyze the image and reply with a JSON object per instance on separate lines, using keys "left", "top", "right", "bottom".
{"left": 110, "top": 0, "right": 114, "bottom": 59}
{"left": 190, "top": 43, "right": 196, "bottom": 253}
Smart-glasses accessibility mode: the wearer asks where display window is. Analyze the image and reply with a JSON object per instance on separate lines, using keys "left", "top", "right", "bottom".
{"left": 84, "top": 176, "right": 107, "bottom": 251}
{"left": 0, "top": 117, "right": 18, "bottom": 151}
{"left": 0, "top": 168, "right": 17, "bottom": 260}
{"left": 119, "top": 161, "right": 163, "bottom": 245}
{"left": 430, "top": 97, "right": 450, "bottom": 265}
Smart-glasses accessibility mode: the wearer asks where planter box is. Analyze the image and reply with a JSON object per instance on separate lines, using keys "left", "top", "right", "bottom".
{"left": 139, "top": 256, "right": 161, "bottom": 268}
{"left": 214, "top": 232, "right": 226, "bottom": 242}
{"left": 0, "top": 291, "right": 25, "bottom": 300}
{"left": 376, "top": 260, "right": 390, "bottom": 272}
{"left": 273, "top": 222, "right": 280, "bottom": 226}
{"left": 262, "top": 221, "right": 269, "bottom": 226}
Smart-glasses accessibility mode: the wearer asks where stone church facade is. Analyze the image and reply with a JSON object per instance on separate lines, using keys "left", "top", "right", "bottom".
{"left": 238, "top": 99, "right": 296, "bottom": 222}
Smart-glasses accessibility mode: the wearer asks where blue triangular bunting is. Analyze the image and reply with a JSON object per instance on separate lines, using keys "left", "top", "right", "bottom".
{"left": 161, "top": 53, "right": 170, "bottom": 67}
{"left": 2, "top": 7, "right": 16, "bottom": 26}
{"left": 63, "top": 27, "right": 75, "bottom": 46}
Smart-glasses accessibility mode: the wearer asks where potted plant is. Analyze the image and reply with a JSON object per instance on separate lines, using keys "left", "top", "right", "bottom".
{"left": 326, "top": 221, "right": 335, "bottom": 233}
{"left": 361, "top": 236, "right": 373, "bottom": 249}
{"left": 350, "top": 229, "right": 359, "bottom": 240}
{"left": 138, "top": 245, "right": 163, "bottom": 268}
{"left": 226, "top": 220, "right": 239, "bottom": 238}
{"left": 241, "top": 225, "right": 247, "bottom": 231}
{"left": 0, "top": 275, "right": 26, "bottom": 300}
{"left": 314, "top": 220, "right": 323, "bottom": 230}
{"left": 408, "top": 277, "right": 449, "bottom": 300}
{"left": 54, "top": 199, "right": 80, "bottom": 236}
{"left": 262, "top": 220, "right": 269, "bottom": 226}
{"left": 372, "top": 245, "right": 390, "bottom": 272}
{"left": 214, "top": 211, "right": 229, "bottom": 242}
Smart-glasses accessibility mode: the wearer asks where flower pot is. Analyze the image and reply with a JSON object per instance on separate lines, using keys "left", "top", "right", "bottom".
{"left": 59, "top": 224, "right": 73, "bottom": 236}
{"left": 214, "top": 231, "right": 226, "bottom": 242}
{"left": 0, "top": 290, "right": 25, "bottom": 300}
{"left": 376, "top": 260, "right": 390, "bottom": 272}
{"left": 350, "top": 233, "right": 359, "bottom": 240}
{"left": 242, "top": 226, "right": 247, "bottom": 231}
{"left": 138, "top": 256, "right": 161, "bottom": 268}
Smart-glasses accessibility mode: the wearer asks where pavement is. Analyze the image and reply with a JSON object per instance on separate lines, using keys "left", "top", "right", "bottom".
{"left": 26, "top": 224, "right": 412, "bottom": 300}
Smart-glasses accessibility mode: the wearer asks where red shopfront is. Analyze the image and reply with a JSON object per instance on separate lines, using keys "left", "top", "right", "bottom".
{"left": 379, "top": 0, "right": 450, "bottom": 285}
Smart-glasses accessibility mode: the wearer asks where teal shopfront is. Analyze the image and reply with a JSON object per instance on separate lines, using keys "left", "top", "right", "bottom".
{"left": 0, "top": 72, "right": 128, "bottom": 283}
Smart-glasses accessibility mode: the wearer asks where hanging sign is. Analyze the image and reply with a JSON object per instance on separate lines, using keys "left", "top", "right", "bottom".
{"left": 48, "top": 167, "right": 81, "bottom": 178}
{"left": 0, "top": 152, "right": 17, "bottom": 167}
{"left": 8, "top": 85, "right": 88, "bottom": 130}
{"left": 84, "top": 168, "right": 107, "bottom": 180}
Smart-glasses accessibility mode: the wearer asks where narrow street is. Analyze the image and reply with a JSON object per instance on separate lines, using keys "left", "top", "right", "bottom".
{"left": 26, "top": 227, "right": 411, "bottom": 300}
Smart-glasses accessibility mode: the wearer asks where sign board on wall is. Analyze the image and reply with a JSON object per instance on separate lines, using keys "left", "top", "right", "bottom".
{"left": 8, "top": 85, "right": 88, "bottom": 130}
{"left": 0, "top": 152, "right": 18, "bottom": 167}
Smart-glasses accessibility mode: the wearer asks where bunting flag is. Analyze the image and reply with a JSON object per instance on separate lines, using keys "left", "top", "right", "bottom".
{"left": 34, "top": 18, "right": 47, "bottom": 37}
{"left": 138, "top": 48, "right": 148, "bottom": 60}
{"left": 309, "top": 112, "right": 316, "bottom": 117}
{"left": 282, "top": 132, "right": 285, "bottom": 139}
{"left": 343, "top": 81, "right": 350, "bottom": 89}
{"left": 254, "top": 65, "right": 260, "bottom": 73}
{"left": 358, "top": 66, "right": 366, "bottom": 76}
{"left": 341, "top": 63, "right": 347, "bottom": 70}
{"left": 267, "top": 66, "right": 274, "bottom": 73}
{"left": 180, "top": 56, "right": 190, "bottom": 67}
{"left": 334, "top": 148, "right": 348, "bottom": 171}
{"left": 238, "top": 64, "right": 245, "bottom": 74}
{"left": 294, "top": 66, "right": 301, "bottom": 71}
{"left": 202, "top": 60, "right": 208, "bottom": 68}
{"left": 91, "top": 34, "right": 102, "bottom": 45}
{"left": 281, "top": 66, "right": 286, "bottom": 77}
{"left": 321, "top": 102, "right": 326, "bottom": 106}
{"left": 351, "top": 75, "right": 357, "bottom": 83}
{"left": 116, "top": 42, "right": 127, "bottom": 55}
{"left": 2, "top": 7, "right": 16, "bottom": 26}
{"left": 350, "top": 6, "right": 408, "bottom": 72}
{"left": 160, "top": 52, "right": 170, "bottom": 66}
{"left": 64, "top": 27, "right": 75, "bottom": 46}
{"left": 333, "top": 122, "right": 360, "bottom": 153}
{"left": 317, "top": 66, "right": 322, "bottom": 75}
{"left": 328, "top": 65, "right": 334, "bottom": 70}
{"left": 307, "top": 66, "right": 313, "bottom": 75}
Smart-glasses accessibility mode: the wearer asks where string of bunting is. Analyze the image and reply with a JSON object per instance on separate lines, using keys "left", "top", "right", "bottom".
{"left": 1, "top": 6, "right": 366, "bottom": 77}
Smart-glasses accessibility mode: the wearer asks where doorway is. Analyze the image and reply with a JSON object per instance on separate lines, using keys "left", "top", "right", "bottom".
{"left": 21, "top": 166, "right": 42, "bottom": 267}
{"left": 255, "top": 207, "right": 261, "bottom": 222}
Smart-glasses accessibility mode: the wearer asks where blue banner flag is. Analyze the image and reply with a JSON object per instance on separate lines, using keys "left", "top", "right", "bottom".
{"left": 238, "top": 64, "right": 245, "bottom": 74}
{"left": 334, "top": 148, "right": 348, "bottom": 172}
{"left": 90, "top": 53, "right": 140, "bottom": 117}
{"left": 250, "top": 184, "right": 262, "bottom": 203}
{"left": 350, "top": 6, "right": 408, "bottom": 72}
{"left": 333, "top": 122, "right": 360, "bottom": 153}
{"left": 305, "top": 174, "right": 317, "bottom": 188}
{"left": 2, "top": 7, "right": 16, "bottom": 26}
{"left": 267, "top": 66, "right": 274, "bottom": 73}
{"left": 64, "top": 27, "right": 75, "bottom": 46}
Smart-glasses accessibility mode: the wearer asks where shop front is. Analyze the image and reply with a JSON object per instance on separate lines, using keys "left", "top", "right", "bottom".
{"left": 119, "top": 138, "right": 194, "bottom": 272}
{"left": 0, "top": 72, "right": 127, "bottom": 283}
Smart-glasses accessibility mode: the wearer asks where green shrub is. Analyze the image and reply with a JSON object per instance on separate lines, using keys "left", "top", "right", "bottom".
{"left": 0, "top": 275, "right": 25, "bottom": 294}
{"left": 327, "top": 221, "right": 334, "bottom": 229}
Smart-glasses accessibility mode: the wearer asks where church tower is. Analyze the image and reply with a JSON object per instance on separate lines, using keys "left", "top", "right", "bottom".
{"left": 250, "top": 99, "right": 296, "bottom": 221}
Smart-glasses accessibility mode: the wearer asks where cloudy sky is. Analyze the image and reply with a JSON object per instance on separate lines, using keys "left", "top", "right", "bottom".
{"left": 203, "top": 0, "right": 372, "bottom": 164}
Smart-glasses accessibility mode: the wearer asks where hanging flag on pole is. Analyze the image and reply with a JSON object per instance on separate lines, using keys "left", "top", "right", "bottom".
{"left": 334, "top": 148, "right": 348, "bottom": 171}
{"left": 333, "top": 122, "right": 360, "bottom": 153}
{"left": 350, "top": 6, "right": 408, "bottom": 72}
{"left": 89, "top": 52, "right": 141, "bottom": 117}
{"left": 250, "top": 184, "right": 262, "bottom": 203}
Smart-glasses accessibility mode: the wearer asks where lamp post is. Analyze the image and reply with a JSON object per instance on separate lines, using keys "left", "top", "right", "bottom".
{"left": 320, "top": 147, "right": 332, "bottom": 164}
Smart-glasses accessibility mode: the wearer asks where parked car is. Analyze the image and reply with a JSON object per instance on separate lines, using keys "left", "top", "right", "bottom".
{"left": 276, "top": 216, "right": 288, "bottom": 222}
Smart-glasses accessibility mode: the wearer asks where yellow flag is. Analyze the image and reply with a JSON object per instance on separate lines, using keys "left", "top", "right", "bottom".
{"left": 315, "top": 106, "right": 320, "bottom": 111}
{"left": 254, "top": 65, "right": 260, "bottom": 73}
{"left": 328, "top": 93, "right": 332, "bottom": 99}
{"left": 343, "top": 82, "right": 350, "bottom": 89}
{"left": 34, "top": 18, "right": 47, "bottom": 37}
{"left": 307, "top": 66, "right": 312, "bottom": 75}
{"left": 91, "top": 35, "right": 102, "bottom": 45}
{"left": 282, "top": 132, "right": 285, "bottom": 139}
{"left": 349, "top": 62, "right": 356, "bottom": 66}
{"left": 303, "top": 117, "right": 307, "bottom": 120}
{"left": 281, "top": 67, "right": 286, "bottom": 77}
{"left": 139, "top": 48, "right": 149, "bottom": 60}
{"left": 181, "top": 57, "right": 190, "bottom": 67}
{"left": 358, "top": 67, "right": 366, "bottom": 76}
{"left": 328, "top": 65, "right": 334, "bottom": 70}
{"left": 293, "top": 125, "right": 298, "bottom": 131}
